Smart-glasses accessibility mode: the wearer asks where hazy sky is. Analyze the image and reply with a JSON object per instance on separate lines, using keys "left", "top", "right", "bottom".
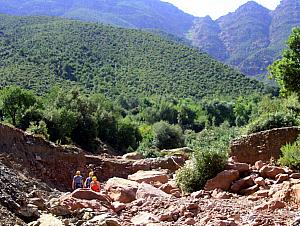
{"left": 162, "top": 0, "right": 282, "bottom": 19}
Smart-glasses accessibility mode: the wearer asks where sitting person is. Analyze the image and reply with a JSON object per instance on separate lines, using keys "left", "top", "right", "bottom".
{"left": 90, "top": 176, "right": 101, "bottom": 192}
{"left": 72, "top": 171, "right": 83, "bottom": 190}
{"left": 84, "top": 171, "right": 94, "bottom": 188}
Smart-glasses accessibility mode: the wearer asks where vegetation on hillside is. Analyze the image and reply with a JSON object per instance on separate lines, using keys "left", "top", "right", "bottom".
{"left": 0, "top": 14, "right": 272, "bottom": 100}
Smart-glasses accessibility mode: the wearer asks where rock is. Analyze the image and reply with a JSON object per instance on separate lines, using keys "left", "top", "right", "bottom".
{"left": 204, "top": 170, "right": 239, "bottom": 191}
{"left": 184, "top": 217, "right": 196, "bottom": 225}
{"left": 292, "top": 184, "right": 300, "bottom": 203}
{"left": 239, "top": 184, "right": 259, "bottom": 195}
{"left": 82, "top": 211, "right": 94, "bottom": 220}
{"left": 191, "top": 190, "right": 206, "bottom": 199}
{"left": 171, "top": 190, "right": 181, "bottom": 198}
{"left": 272, "top": 189, "right": 291, "bottom": 202}
{"left": 29, "top": 197, "right": 47, "bottom": 211}
{"left": 254, "top": 177, "right": 266, "bottom": 187}
{"left": 230, "top": 127, "right": 300, "bottom": 164}
{"left": 185, "top": 203, "right": 198, "bottom": 210}
{"left": 211, "top": 190, "right": 231, "bottom": 199}
{"left": 70, "top": 189, "right": 112, "bottom": 203}
{"left": 60, "top": 195, "right": 110, "bottom": 212}
{"left": 112, "top": 202, "right": 126, "bottom": 212}
{"left": 159, "top": 180, "right": 178, "bottom": 194}
{"left": 290, "top": 173, "right": 300, "bottom": 179}
{"left": 231, "top": 176, "right": 254, "bottom": 193}
{"left": 49, "top": 204, "right": 71, "bottom": 217}
{"left": 122, "top": 152, "right": 144, "bottom": 160}
{"left": 83, "top": 214, "right": 121, "bottom": 226}
{"left": 275, "top": 173, "right": 289, "bottom": 183}
{"left": 38, "top": 214, "right": 64, "bottom": 226}
{"left": 159, "top": 212, "right": 173, "bottom": 221}
{"left": 136, "top": 182, "right": 171, "bottom": 200}
{"left": 254, "top": 200, "right": 286, "bottom": 211}
{"left": 131, "top": 212, "right": 159, "bottom": 225}
{"left": 259, "top": 165, "right": 286, "bottom": 179}
{"left": 254, "top": 160, "right": 265, "bottom": 171}
{"left": 226, "top": 162, "right": 250, "bottom": 174}
{"left": 199, "top": 216, "right": 212, "bottom": 225}
{"left": 104, "top": 177, "right": 139, "bottom": 203}
{"left": 128, "top": 170, "right": 168, "bottom": 184}
{"left": 18, "top": 204, "right": 40, "bottom": 219}
{"left": 253, "top": 190, "right": 269, "bottom": 198}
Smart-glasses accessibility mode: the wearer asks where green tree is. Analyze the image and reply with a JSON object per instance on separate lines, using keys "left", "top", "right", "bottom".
{"left": 0, "top": 86, "right": 36, "bottom": 125}
{"left": 269, "top": 28, "right": 300, "bottom": 98}
{"left": 153, "top": 121, "right": 184, "bottom": 149}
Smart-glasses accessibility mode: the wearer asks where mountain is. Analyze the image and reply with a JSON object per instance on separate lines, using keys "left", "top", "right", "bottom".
{"left": 0, "top": 14, "right": 271, "bottom": 100}
{"left": 188, "top": 0, "right": 300, "bottom": 76}
{"left": 0, "top": 0, "right": 195, "bottom": 37}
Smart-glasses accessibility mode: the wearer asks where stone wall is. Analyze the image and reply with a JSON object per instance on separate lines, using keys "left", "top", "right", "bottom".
{"left": 230, "top": 127, "right": 300, "bottom": 164}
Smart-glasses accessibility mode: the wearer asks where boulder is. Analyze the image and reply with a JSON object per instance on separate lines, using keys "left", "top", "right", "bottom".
{"left": 254, "top": 177, "right": 266, "bottom": 187}
{"left": 259, "top": 165, "right": 286, "bottom": 179}
{"left": 128, "top": 170, "right": 168, "bottom": 184}
{"left": 70, "top": 189, "right": 112, "bottom": 203}
{"left": 59, "top": 196, "right": 110, "bottom": 212}
{"left": 159, "top": 181, "right": 177, "bottom": 194}
{"left": 275, "top": 174, "right": 289, "bottom": 184}
{"left": 112, "top": 202, "right": 126, "bottom": 212}
{"left": 131, "top": 212, "right": 159, "bottom": 225}
{"left": 28, "top": 197, "right": 47, "bottom": 211}
{"left": 226, "top": 162, "right": 250, "bottom": 174}
{"left": 136, "top": 182, "right": 171, "bottom": 200}
{"left": 37, "top": 214, "right": 64, "bottom": 226}
{"left": 204, "top": 170, "right": 239, "bottom": 191}
{"left": 292, "top": 184, "right": 300, "bottom": 203}
{"left": 122, "top": 152, "right": 144, "bottom": 160}
{"left": 83, "top": 214, "right": 121, "bottom": 226}
{"left": 290, "top": 173, "right": 300, "bottom": 179}
{"left": 104, "top": 177, "right": 139, "bottom": 203}
{"left": 254, "top": 160, "right": 265, "bottom": 171}
{"left": 255, "top": 200, "right": 286, "bottom": 211}
{"left": 231, "top": 176, "right": 254, "bottom": 193}
{"left": 239, "top": 184, "right": 259, "bottom": 196}
{"left": 18, "top": 204, "right": 40, "bottom": 219}
{"left": 252, "top": 190, "right": 269, "bottom": 198}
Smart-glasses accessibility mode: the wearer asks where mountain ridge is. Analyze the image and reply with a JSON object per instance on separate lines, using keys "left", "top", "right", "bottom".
{"left": 189, "top": 0, "right": 300, "bottom": 76}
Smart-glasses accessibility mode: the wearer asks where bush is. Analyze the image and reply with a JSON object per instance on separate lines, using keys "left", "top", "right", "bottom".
{"left": 246, "top": 112, "right": 298, "bottom": 134}
{"left": 176, "top": 149, "right": 228, "bottom": 193}
{"left": 278, "top": 137, "right": 300, "bottom": 170}
{"left": 185, "top": 122, "right": 240, "bottom": 152}
{"left": 26, "top": 120, "right": 49, "bottom": 139}
{"left": 153, "top": 121, "right": 184, "bottom": 150}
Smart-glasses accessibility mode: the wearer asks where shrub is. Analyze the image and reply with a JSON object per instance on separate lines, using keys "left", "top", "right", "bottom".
{"left": 152, "top": 121, "right": 184, "bottom": 150}
{"left": 26, "top": 120, "right": 49, "bottom": 139}
{"left": 185, "top": 122, "right": 240, "bottom": 151}
{"left": 278, "top": 137, "right": 300, "bottom": 170}
{"left": 246, "top": 112, "right": 298, "bottom": 134}
{"left": 176, "top": 149, "right": 228, "bottom": 193}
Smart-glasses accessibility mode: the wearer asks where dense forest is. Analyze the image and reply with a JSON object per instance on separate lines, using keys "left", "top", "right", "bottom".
{"left": 0, "top": 14, "right": 273, "bottom": 100}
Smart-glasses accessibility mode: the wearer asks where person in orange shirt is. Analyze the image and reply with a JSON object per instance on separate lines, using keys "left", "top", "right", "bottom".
{"left": 90, "top": 176, "right": 101, "bottom": 192}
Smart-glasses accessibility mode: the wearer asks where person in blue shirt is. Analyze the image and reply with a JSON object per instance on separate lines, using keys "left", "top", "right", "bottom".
{"left": 72, "top": 171, "right": 83, "bottom": 190}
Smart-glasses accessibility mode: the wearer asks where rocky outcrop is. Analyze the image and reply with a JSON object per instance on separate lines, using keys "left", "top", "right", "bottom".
{"left": 0, "top": 124, "right": 186, "bottom": 191}
{"left": 0, "top": 124, "right": 86, "bottom": 190}
{"left": 230, "top": 127, "right": 300, "bottom": 164}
